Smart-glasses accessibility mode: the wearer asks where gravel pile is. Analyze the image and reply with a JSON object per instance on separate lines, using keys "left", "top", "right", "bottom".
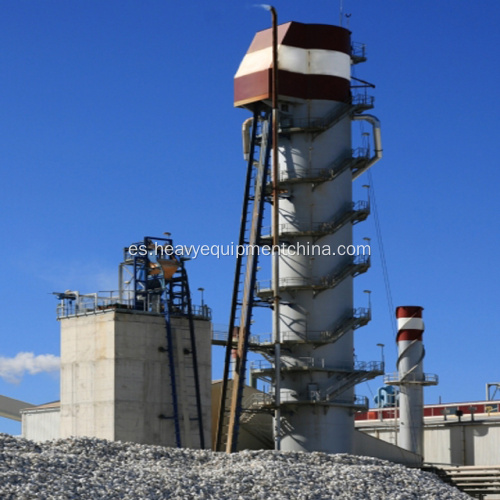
{"left": 0, "top": 434, "right": 469, "bottom": 499}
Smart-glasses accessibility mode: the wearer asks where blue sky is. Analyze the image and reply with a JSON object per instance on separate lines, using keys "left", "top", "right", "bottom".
{"left": 1, "top": 0, "right": 499, "bottom": 435}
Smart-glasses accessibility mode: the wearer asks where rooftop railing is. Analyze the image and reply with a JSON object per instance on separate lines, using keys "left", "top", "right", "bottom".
{"left": 55, "top": 290, "right": 211, "bottom": 320}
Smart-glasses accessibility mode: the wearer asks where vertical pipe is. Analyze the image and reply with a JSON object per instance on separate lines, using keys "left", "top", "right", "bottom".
{"left": 269, "top": 5, "right": 281, "bottom": 451}
{"left": 164, "top": 314, "right": 182, "bottom": 447}
{"left": 182, "top": 265, "right": 205, "bottom": 449}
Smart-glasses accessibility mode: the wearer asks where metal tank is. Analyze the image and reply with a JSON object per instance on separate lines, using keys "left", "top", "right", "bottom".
{"left": 234, "top": 21, "right": 383, "bottom": 453}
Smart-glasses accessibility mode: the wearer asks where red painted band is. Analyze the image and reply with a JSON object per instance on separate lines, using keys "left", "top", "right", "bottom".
{"left": 235, "top": 70, "right": 350, "bottom": 107}
{"left": 396, "top": 306, "right": 423, "bottom": 319}
{"left": 397, "top": 330, "right": 424, "bottom": 342}
{"left": 247, "top": 22, "right": 351, "bottom": 55}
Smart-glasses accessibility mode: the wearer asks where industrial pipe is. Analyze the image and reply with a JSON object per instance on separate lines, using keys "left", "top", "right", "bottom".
{"left": 269, "top": 4, "right": 282, "bottom": 453}
{"left": 351, "top": 114, "right": 382, "bottom": 180}
{"left": 242, "top": 117, "right": 253, "bottom": 161}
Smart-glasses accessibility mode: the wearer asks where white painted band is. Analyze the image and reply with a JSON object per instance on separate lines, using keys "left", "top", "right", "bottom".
{"left": 235, "top": 46, "right": 351, "bottom": 80}
{"left": 397, "top": 317, "right": 424, "bottom": 331}
{"left": 235, "top": 47, "right": 271, "bottom": 78}
{"left": 280, "top": 46, "right": 351, "bottom": 79}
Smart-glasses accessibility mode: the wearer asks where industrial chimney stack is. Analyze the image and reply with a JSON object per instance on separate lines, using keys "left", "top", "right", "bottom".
{"left": 386, "top": 306, "right": 438, "bottom": 457}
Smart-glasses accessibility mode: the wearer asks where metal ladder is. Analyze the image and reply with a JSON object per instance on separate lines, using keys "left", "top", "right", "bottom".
{"left": 214, "top": 108, "right": 272, "bottom": 452}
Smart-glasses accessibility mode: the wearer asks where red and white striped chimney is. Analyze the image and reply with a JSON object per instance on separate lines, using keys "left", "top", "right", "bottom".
{"left": 393, "top": 306, "right": 431, "bottom": 458}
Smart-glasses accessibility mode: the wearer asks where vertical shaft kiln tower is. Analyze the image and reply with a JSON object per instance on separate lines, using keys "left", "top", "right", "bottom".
{"left": 218, "top": 21, "right": 384, "bottom": 453}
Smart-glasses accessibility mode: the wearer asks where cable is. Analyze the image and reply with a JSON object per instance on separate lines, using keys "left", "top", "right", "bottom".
{"left": 365, "top": 381, "right": 375, "bottom": 400}
{"left": 367, "top": 169, "right": 397, "bottom": 338}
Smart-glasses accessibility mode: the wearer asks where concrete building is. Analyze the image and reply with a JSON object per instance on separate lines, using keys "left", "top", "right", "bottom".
{"left": 58, "top": 309, "right": 211, "bottom": 447}
{"left": 21, "top": 307, "right": 212, "bottom": 447}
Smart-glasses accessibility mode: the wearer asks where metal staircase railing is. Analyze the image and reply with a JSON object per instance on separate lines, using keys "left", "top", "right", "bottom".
{"left": 321, "top": 361, "right": 385, "bottom": 402}
{"left": 261, "top": 200, "right": 369, "bottom": 240}
{"left": 280, "top": 94, "right": 374, "bottom": 134}
{"left": 217, "top": 308, "right": 371, "bottom": 352}
{"left": 277, "top": 147, "right": 370, "bottom": 186}
{"left": 250, "top": 359, "right": 383, "bottom": 384}
{"left": 351, "top": 42, "right": 367, "bottom": 64}
{"left": 384, "top": 372, "right": 438, "bottom": 385}
{"left": 240, "top": 390, "right": 369, "bottom": 411}
{"left": 256, "top": 256, "right": 370, "bottom": 297}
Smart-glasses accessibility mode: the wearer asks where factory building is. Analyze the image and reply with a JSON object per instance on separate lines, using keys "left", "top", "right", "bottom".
{"left": 20, "top": 402, "right": 60, "bottom": 442}
{"left": 356, "top": 401, "right": 500, "bottom": 466}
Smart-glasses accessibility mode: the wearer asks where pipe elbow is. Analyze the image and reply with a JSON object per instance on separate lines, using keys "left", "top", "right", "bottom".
{"left": 352, "top": 113, "right": 380, "bottom": 127}
{"left": 360, "top": 115, "right": 382, "bottom": 158}
{"left": 242, "top": 117, "right": 253, "bottom": 161}
{"left": 351, "top": 114, "right": 383, "bottom": 180}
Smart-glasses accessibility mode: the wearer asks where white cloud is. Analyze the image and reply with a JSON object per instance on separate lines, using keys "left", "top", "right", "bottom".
{"left": 0, "top": 352, "right": 60, "bottom": 384}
